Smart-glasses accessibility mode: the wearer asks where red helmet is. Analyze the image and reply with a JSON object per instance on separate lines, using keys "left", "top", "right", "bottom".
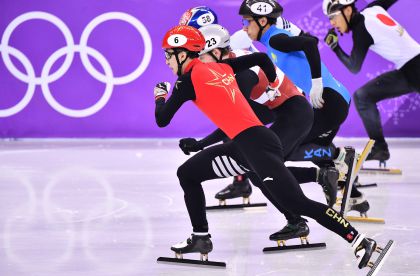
{"left": 162, "top": 25, "right": 205, "bottom": 52}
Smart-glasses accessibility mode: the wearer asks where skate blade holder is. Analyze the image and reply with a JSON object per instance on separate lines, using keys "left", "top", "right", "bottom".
{"left": 175, "top": 252, "right": 208, "bottom": 261}
{"left": 219, "top": 196, "right": 250, "bottom": 205}
{"left": 263, "top": 236, "right": 326, "bottom": 253}
{"left": 366, "top": 240, "right": 394, "bottom": 276}
{"left": 157, "top": 252, "right": 226, "bottom": 268}
{"left": 206, "top": 197, "right": 267, "bottom": 211}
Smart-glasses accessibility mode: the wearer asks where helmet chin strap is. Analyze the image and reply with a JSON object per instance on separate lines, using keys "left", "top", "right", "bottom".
{"left": 254, "top": 17, "right": 268, "bottom": 41}
{"left": 340, "top": 6, "right": 353, "bottom": 33}
{"left": 209, "top": 50, "right": 222, "bottom": 62}
{"left": 175, "top": 51, "right": 188, "bottom": 76}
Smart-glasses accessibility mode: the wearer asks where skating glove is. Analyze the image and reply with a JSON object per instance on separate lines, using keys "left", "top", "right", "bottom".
{"left": 154, "top": 82, "right": 171, "bottom": 101}
{"left": 266, "top": 77, "right": 281, "bottom": 101}
{"left": 324, "top": 28, "right": 338, "bottom": 50}
{"left": 179, "top": 138, "right": 204, "bottom": 155}
{"left": 309, "top": 77, "right": 324, "bottom": 109}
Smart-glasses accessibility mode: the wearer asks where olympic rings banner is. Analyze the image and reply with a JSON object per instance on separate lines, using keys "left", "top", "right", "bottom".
{"left": 1, "top": 0, "right": 419, "bottom": 137}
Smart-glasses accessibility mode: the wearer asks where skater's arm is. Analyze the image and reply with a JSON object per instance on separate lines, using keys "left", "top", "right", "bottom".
{"left": 199, "top": 129, "right": 229, "bottom": 147}
{"left": 234, "top": 66, "right": 278, "bottom": 122}
{"left": 367, "top": 0, "right": 398, "bottom": 10}
{"left": 248, "top": 100, "right": 275, "bottom": 125}
{"left": 235, "top": 69, "right": 259, "bottom": 99}
{"left": 222, "top": 52, "right": 277, "bottom": 83}
{"left": 236, "top": 69, "right": 276, "bottom": 124}
{"left": 277, "top": 17, "right": 303, "bottom": 36}
{"left": 332, "top": 22, "right": 373, "bottom": 73}
{"left": 179, "top": 129, "right": 228, "bottom": 155}
{"left": 268, "top": 33, "right": 321, "bottom": 79}
{"left": 155, "top": 74, "right": 195, "bottom": 127}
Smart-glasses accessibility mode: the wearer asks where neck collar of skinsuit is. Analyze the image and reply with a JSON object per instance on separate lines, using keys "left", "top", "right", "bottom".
{"left": 182, "top": 58, "right": 201, "bottom": 75}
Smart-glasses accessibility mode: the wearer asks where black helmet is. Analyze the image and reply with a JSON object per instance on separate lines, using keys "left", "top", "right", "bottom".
{"left": 239, "top": 0, "right": 283, "bottom": 18}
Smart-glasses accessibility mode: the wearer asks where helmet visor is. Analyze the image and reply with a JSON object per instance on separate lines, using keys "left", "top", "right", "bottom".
{"left": 328, "top": 10, "right": 341, "bottom": 20}
{"left": 242, "top": 18, "right": 255, "bottom": 27}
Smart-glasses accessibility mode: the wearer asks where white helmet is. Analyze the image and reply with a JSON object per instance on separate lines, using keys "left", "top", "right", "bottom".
{"left": 198, "top": 24, "right": 230, "bottom": 55}
{"left": 322, "top": 0, "right": 356, "bottom": 16}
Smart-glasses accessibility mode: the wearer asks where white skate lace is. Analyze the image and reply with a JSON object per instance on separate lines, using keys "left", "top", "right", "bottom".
{"left": 172, "top": 238, "right": 191, "bottom": 249}
{"left": 333, "top": 148, "right": 348, "bottom": 179}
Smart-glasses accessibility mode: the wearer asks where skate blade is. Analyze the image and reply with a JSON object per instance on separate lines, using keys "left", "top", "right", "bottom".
{"left": 157, "top": 257, "right": 226, "bottom": 268}
{"left": 263, "top": 242, "right": 326, "bottom": 253}
{"left": 354, "top": 183, "right": 378, "bottom": 189}
{"left": 360, "top": 167, "right": 402, "bottom": 175}
{"left": 366, "top": 240, "right": 394, "bottom": 276}
{"left": 345, "top": 216, "right": 385, "bottom": 224}
{"left": 206, "top": 202, "right": 267, "bottom": 211}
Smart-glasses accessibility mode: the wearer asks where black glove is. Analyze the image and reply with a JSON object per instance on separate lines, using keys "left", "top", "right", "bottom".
{"left": 179, "top": 138, "right": 204, "bottom": 155}
{"left": 324, "top": 28, "right": 338, "bottom": 50}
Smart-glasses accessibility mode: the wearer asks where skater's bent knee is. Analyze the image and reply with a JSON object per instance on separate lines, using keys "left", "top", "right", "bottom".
{"left": 354, "top": 88, "right": 378, "bottom": 106}
{"left": 353, "top": 89, "right": 366, "bottom": 104}
{"left": 176, "top": 164, "right": 188, "bottom": 179}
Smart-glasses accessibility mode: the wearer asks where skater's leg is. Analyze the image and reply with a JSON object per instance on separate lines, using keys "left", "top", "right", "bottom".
{"left": 269, "top": 95, "right": 313, "bottom": 158}
{"left": 177, "top": 142, "right": 248, "bottom": 232}
{"left": 287, "top": 167, "right": 318, "bottom": 183}
{"left": 234, "top": 127, "right": 358, "bottom": 243}
{"left": 247, "top": 172, "right": 301, "bottom": 222}
{"left": 302, "top": 89, "right": 348, "bottom": 145}
{"left": 285, "top": 89, "right": 346, "bottom": 194}
{"left": 287, "top": 143, "right": 336, "bottom": 162}
{"left": 353, "top": 70, "right": 415, "bottom": 157}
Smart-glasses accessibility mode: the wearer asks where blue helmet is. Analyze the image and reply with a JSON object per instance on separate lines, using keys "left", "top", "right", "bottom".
{"left": 179, "top": 6, "right": 218, "bottom": 29}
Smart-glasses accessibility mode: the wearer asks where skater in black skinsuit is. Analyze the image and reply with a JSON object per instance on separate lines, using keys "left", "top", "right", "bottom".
{"left": 155, "top": 24, "right": 390, "bottom": 271}
{"left": 180, "top": 23, "right": 340, "bottom": 243}
{"left": 323, "top": 0, "right": 420, "bottom": 162}
{"left": 179, "top": 2, "right": 369, "bottom": 239}
{"left": 178, "top": 5, "right": 341, "bottom": 208}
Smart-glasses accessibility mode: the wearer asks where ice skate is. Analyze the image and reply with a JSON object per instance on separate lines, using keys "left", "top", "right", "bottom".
{"left": 366, "top": 142, "right": 390, "bottom": 162}
{"left": 263, "top": 218, "right": 326, "bottom": 252}
{"left": 333, "top": 147, "right": 357, "bottom": 215}
{"left": 318, "top": 166, "right": 339, "bottom": 207}
{"left": 334, "top": 146, "right": 356, "bottom": 183}
{"left": 351, "top": 234, "right": 394, "bottom": 276}
{"left": 207, "top": 176, "right": 267, "bottom": 210}
{"left": 348, "top": 194, "right": 370, "bottom": 217}
{"left": 157, "top": 233, "right": 226, "bottom": 267}
{"left": 361, "top": 141, "right": 401, "bottom": 175}
{"left": 343, "top": 192, "right": 385, "bottom": 224}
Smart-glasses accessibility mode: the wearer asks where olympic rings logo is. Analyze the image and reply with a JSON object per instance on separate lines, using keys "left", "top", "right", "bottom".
{"left": 0, "top": 11, "right": 152, "bottom": 118}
